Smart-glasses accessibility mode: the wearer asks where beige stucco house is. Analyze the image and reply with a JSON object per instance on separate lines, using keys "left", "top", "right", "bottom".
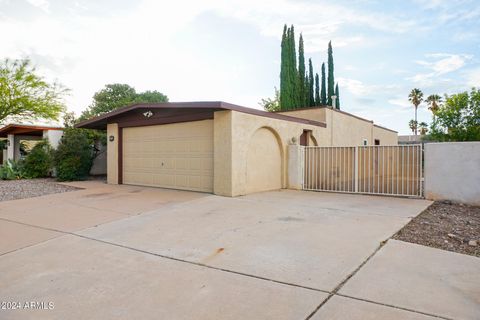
{"left": 77, "top": 101, "right": 397, "bottom": 197}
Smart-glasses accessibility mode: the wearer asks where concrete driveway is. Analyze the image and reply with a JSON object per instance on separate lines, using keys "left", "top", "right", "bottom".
{"left": 0, "top": 181, "right": 478, "bottom": 320}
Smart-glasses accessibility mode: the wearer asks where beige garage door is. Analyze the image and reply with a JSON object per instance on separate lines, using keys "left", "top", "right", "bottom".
{"left": 122, "top": 120, "right": 213, "bottom": 192}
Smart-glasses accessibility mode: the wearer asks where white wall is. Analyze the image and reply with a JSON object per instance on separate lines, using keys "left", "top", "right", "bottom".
{"left": 43, "top": 129, "right": 64, "bottom": 149}
{"left": 425, "top": 142, "right": 480, "bottom": 205}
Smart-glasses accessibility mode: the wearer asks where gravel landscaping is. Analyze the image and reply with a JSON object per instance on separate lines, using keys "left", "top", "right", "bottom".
{"left": 0, "top": 178, "right": 80, "bottom": 202}
{"left": 394, "top": 201, "right": 480, "bottom": 257}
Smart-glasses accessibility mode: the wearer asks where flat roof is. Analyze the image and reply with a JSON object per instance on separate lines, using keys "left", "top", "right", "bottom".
{"left": 75, "top": 101, "right": 327, "bottom": 130}
{"left": 0, "top": 124, "right": 63, "bottom": 137}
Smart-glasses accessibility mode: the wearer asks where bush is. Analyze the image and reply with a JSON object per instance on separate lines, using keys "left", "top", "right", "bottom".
{"left": 0, "top": 159, "right": 26, "bottom": 180}
{"left": 54, "top": 128, "right": 93, "bottom": 181}
{"left": 22, "top": 140, "right": 53, "bottom": 178}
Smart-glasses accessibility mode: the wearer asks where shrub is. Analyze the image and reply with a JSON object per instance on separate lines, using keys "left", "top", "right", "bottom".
{"left": 54, "top": 128, "right": 93, "bottom": 181}
{"left": 22, "top": 140, "right": 53, "bottom": 178}
{"left": 0, "top": 159, "right": 26, "bottom": 180}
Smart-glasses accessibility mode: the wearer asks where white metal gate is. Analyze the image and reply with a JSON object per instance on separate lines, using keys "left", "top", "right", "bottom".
{"left": 303, "top": 145, "right": 423, "bottom": 197}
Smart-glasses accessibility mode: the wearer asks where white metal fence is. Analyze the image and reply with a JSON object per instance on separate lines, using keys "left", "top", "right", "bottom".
{"left": 303, "top": 145, "right": 423, "bottom": 197}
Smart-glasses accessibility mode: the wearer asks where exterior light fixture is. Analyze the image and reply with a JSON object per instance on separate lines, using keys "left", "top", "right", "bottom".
{"left": 143, "top": 111, "right": 153, "bottom": 118}
{"left": 109, "top": 135, "right": 115, "bottom": 142}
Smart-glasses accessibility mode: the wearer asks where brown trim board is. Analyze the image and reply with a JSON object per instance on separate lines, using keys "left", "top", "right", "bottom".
{"left": 118, "top": 128, "right": 123, "bottom": 184}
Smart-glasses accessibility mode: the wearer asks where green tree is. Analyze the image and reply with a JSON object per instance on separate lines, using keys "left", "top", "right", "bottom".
{"left": 430, "top": 88, "right": 480, "bottom": 141}
{"left": 54, "top": 128, "right": 94, "bottom": 181}
{"left": 320, "top": 62, "right": 326, "bottom": 105}
{"left": 308, "top": 59, "right": 314, "bottom": 107}
{"left": 297, "top": 33, "right": 306, "bottom": 107}
{"left": 259, "top": 87, "right": 280, "bottom": 112}
{"left": 0, "top": 59, "right": 66, "bottom": 123}
{"left": 418, "top": 122, "right": 428, "bottom": 135}
{"left": 314, "top": 73, "right": 320, "bottom": 106}
{"left": 426, "top": 94, "right": 442, "bottom": 119}
{"left": 335, "top": 83, "right": 340, "bottom": 109}
{"left": 80, "top": 84, "right": 168, "bottom": 120}
{"left": 280, "top": 24, "right": 288, "bottom": 109}
{"left": 135, "top": 90, "right": 168, "bottom": 103}
{"left": 408, "top": 119, "right": 418, "bottom": 134}
{"left": 289, "top": 25, "right": 299, "bottom": 108}
{"left": 327, "top": 41, "right": 335, "bottom": 106}
{"left": 408, "top": 88, "right": 423, "bottom": 135}
{"left": 22, "top": 140, "right": 53, "bottom": 178}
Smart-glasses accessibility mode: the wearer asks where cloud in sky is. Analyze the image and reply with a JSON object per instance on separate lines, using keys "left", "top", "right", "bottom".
{"left": 0, "top": 0, "right": 478, "bottom": 134}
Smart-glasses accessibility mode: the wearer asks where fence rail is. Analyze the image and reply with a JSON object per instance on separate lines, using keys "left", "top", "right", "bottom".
{"left": 303, "top": 145, "right": 423, "bottom": 197}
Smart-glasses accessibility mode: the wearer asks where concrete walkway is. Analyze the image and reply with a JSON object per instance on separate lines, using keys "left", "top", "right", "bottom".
{"left": 0, "top": 181, "right": 478, "bottom": 319}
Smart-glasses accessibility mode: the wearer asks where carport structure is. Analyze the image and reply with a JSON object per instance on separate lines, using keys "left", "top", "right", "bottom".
{"left": 76, "top": 101, "right": 327, "bottom": 196}
{"left": 0, "top": 124, "right": 63, "bottom": 163}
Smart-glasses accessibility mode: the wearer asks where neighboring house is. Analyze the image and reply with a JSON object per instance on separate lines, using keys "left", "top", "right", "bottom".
{"left": 0, "top": 124, "right": 63, "bottom": 162}
{"left": 76, "top": 101, "right": 397, "bottom": 196}
{"left": 398, "top": 134, "right": 422, "bottom": 145}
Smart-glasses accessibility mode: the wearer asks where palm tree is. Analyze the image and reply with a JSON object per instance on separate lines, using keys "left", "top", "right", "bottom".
{"left": 426, "top": 94, "right": 442, "bottom": 119}
{"left": 419, "top": 121, "right": 428, "bottom": 135}
{"left": 408, "top": 88, "right": 423, "bottom": 135}
{"left": 408, "top": 119, "right": 418, "bottom": 134}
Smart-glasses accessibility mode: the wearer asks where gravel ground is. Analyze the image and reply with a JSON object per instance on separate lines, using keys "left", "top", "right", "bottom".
{"left": 0, "top": 178, "right": 80, "bottom": 202}
{"left": 394, "top": 201, "right": 480, "bottom": 257}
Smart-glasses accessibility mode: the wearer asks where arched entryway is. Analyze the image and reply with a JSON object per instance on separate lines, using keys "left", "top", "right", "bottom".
{"left": 246, "top": 127, "right": 283, "bottom": 194}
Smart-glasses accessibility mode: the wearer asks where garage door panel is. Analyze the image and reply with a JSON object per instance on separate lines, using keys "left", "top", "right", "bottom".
{"left": 123, "top": 120, "right": 213, "bottom": 193}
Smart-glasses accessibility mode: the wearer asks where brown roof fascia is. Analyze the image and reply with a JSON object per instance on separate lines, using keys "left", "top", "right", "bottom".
{"left": 75, "top": 101, "right": 327, "bottom": 129}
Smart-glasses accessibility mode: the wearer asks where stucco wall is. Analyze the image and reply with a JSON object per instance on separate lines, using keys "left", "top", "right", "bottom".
{"left": 373, "top": 125, "right": 398, "bottom": 145}
{"left": 107, "top": 123, "right": 119, "bottom": 184}
{"left": 425, "top": 142, "right": 480, "bottom": 205}
{"left": 278, "top": 107, "right": 397, "bottom": 146}
{"left": 214, "top": 110, "right": 326, "bottom": 196}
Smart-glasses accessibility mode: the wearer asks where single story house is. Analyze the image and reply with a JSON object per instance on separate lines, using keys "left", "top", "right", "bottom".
{"left": 76, "top": 101, "right": 397, "bottom": 196}
{"left": 0, "top": 123, "right": 63, "bottom": 163}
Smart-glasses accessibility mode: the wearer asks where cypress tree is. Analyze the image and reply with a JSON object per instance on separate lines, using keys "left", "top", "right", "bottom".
{"left": 320, "top": 62, "right": 326, "bottom": 105}
{"left": 335, "top": 83, "right": 340, "bottom": 109}
{"left": 279, "top": 24, "right": 288, "bottom": 110}
{"left": 327, "top": 41, "right": 334, "bottom": 106}
{"left": 314, "top": 73, "right": 320, "bottom": 106}
{"left": 308, "top": 58, "right": 314, "bottom": 107}
{"left": 289, "top": 25, "right": 298, "bottom": 108}
{"left": 298, "top": 34, "right": 306, "bottom": 107}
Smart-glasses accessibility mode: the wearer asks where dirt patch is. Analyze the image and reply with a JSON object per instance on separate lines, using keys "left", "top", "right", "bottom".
{"left": 394, "top": 201, "right": 480, "bottom": 257}
{"left": 0, "top": 178, "right": 80, "bottom": 202}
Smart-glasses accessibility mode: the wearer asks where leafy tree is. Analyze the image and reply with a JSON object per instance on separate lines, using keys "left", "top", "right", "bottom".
{"left": 408, "top": 88, "right": 423, "bottom": 135}
{"left": 297, "top": 34, "right": 306, "bottom": 107}
{"left": 418, "top": 122, "right": 428, "bottom": 135}
{"left": 429, "top": 88, "right": 480, "bottom": 141}
{"left": 335, "top": 83, "right": 340, "bottom": 110}
{"left": 308, "top": 59, "right": 314, "bottom": 107}
{"left": 408, "top": 119, "right": 418, "bottom": 134}
{"left": 426, "top": 94, "right": 442, "bottom": 119}
{"left": 320, "top": 62, "right": 326, "bottom": 105}
{"left": 0, "top": 59, "right": 66, "bottom": 123}
{"left": 22, "top": 140, "right": 53, "bottom": 178}
{"left": 327, "top": 41, "right": 335, "bottom": 106}
{"left": 80, "top": 84, "right": 168, "bottom": 120}
{"left": 54, "top": 128, "right": 94, "bottom": 181}
{"left": 259, "top": 87, "right": 280, "bottom": 112}
{"left": 135, "top": 90, "right": 168, "bottom": 103}
{"left": 314, "top": 73, "right": 320, "bottom": 106}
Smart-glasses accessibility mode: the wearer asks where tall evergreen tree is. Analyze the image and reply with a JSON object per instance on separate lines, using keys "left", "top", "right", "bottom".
{"left": 327, "top": 41, "right": 335, "bottom": 106}
{"left": 320, "top": 62, "right": 326, "bottom": 105}
{"left": 297, "top": 34, "right": 306, "bottom": 107}
{"left": 314, "top": 73, "right": 320, "bottom": 106}
{"left": 279, "top": 24, "right": 288, "bottom": 110}
{"left": 308, "top": 58, "right": 314, "bottom": 107}
{"left": 288, "top": 25, "right": 298, "bottom": 109}
{"left": 335, "top": 83, "right": 340, "bottom": 109}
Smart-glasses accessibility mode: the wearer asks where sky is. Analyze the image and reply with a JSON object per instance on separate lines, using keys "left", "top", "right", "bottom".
{"left": 1, "top": 0, "right": 479, "bottom": 134}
